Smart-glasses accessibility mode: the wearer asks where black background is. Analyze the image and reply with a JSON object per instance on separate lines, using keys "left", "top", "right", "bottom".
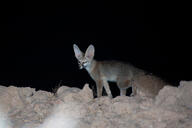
{"left": 2, "top": 2, "right": 191, "bottom": 96}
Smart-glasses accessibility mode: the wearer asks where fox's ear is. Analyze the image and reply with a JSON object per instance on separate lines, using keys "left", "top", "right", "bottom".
{"left": 85, "top": 44, "right": 95, "bottom": 60}
{"left": 73, "top": 44, "right": 83, "bottom": 59}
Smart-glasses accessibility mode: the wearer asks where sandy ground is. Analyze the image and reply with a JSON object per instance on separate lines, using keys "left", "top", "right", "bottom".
{"left": 0, "top": 80, "right": 192, "bottom": 128}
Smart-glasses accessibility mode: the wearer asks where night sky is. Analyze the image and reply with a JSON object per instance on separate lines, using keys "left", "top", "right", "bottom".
{"left": 2, "top": 3, "right": 191, "bottom": 96}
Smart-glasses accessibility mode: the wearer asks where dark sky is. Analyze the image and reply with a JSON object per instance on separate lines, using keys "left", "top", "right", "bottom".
{"left": 2, "top": 2, "right": 191, "bottom": 94}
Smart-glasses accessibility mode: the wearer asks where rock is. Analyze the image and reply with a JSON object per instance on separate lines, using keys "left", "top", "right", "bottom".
{"left": 178, "top": 81, "right": 192, "bottom": 109}
{"left": 56, "top": 84, "right": 93, "bottom": 103}
{"left": 0, "top": 86, "right": 26, "bottom": 114}
{"left": 0, "top": 106, "right": 12, "bottom": 128}
{"left": 78, "top": 83, "right": 94, "bottom": 102}
{"left": 156, "top": 81, "right": 192, "bottom": 111}
{"left": 56, "top": 85, "right": 81, "bottom": 102}
{"left": 56, "top": 86, "right": 81, "bottom": 97}
{"left": 0, "top": 81, "right": 192, "bottom": 128}
{"left": 155, "top": 86, "right": 180, "bottom": 107}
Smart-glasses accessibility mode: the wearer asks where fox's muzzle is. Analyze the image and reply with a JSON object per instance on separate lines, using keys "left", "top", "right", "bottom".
{"left": 79, "top": 62, "right": 88, "bottom": 69}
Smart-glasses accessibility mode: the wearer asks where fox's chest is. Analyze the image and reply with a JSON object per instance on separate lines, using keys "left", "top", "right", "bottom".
{"left": 105, "top": 74, "right": 117, "bottom": 82}
{"left": 89, "top": 69, "right": 117, "bottom": 82}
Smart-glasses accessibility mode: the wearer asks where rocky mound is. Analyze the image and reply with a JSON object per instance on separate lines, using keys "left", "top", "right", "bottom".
{"left": 0, "top": 81, "right": 192, "bottom": 128}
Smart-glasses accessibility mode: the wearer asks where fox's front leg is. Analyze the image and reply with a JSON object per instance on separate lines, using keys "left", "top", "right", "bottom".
{"left": 102, "top": 80, "right": 113, "bottom": 98}
{"left": 96, "top": 80, "right": 103, "bottom": 98}
{"left": 96, "top": 79, "right": 112, "bottom": 98}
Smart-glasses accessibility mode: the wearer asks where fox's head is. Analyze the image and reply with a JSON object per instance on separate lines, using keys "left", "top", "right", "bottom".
{"left": 73, "top": 44, "right": 95, "bottom": 69}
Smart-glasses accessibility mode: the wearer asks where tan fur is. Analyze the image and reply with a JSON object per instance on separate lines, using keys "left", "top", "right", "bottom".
{"left": 73, "top": 44, "right": 165, "bottom": 98}
{"left": 132, "top": 74, "right": 166, "bottom": 98}
{"left": 88, "top": 60, "right": 145, "bottom": 98}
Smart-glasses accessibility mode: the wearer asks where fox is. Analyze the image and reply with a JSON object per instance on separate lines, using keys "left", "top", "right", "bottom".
{"left": 73, "top": 44, "right": 147, "bottom": 98}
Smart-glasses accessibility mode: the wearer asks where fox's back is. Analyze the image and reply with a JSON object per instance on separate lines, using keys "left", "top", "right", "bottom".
{"left": 91, "top": 60, "right": 144, "bottom": 82}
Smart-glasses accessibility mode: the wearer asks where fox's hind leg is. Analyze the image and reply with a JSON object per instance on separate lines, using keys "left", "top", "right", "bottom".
{"left": 117, "top": 77, "right": 131, "bottom": 96}
{"left": 119, "top": 89, "right": 127, "bottom": 96}
{"left": 130, "top": 85, "right": 137, "bottom": 96}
